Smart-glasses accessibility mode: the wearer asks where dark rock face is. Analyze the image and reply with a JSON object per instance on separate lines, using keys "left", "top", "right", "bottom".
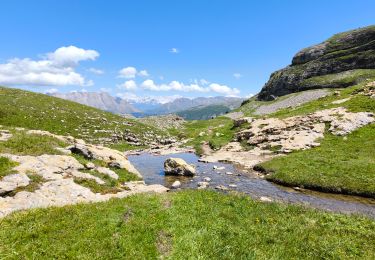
{"left": 258, "top": 25, "right": 375, "bottom": 101}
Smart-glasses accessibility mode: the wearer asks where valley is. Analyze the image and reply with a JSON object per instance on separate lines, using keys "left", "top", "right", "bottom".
{"left": 0, "top": 24, "right": 375, "bottom": 259}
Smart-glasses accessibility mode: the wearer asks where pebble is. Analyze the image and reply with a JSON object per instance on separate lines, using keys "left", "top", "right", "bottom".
{"left": 171, "top": 181, "right": 181, "bottom": 189}
{"left": 203, "top": 177, "right": 211, "bottom": 182}
{"left": 215, "top": 185, "right": 229, "bottom": 191}
{"left": 260, "top": 196, "right": 273, "bottom": 202}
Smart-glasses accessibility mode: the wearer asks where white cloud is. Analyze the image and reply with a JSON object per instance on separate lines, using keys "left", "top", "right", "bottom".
{"left": 118, "top": 67, "right": 137, "bottom": 78}
{"left": 233, "top": 73, "right": 242, "bottom": 79}
{"left": 170, "top": 48, "right": 179, "bottom": 54}
{"left": 200, "top": 79, "right": 209, "bottom": 85}
{"left": 118, "top": 80, "right": 137, "bottom": 91}
{"left": 140, "top": 79, "right": 239, "bottom": 96}
{"left": 47, "top": 46, "right": 99, "bottom": 66}
{"left": 0, "top": 46, "right": 98, "bottom": 87}
{"left": 88, "top": 68, "right": 104, "bottom": 75}
{"left": 117, "top": 92, "right": 182, "bottom": 104}
{"left": 209, "top": 83, "right": 240, "bottom": 96}
{"left": 138, "top": 70, "right": 149, "bottom": 77}
{"left": 245, "top": 93, "right": 254, "bottom": 98}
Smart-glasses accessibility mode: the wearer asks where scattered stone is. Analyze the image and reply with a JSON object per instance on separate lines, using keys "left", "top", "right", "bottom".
{"left": 203, "top": 177, "right": 211, "bottom": 182}
{"left": 164, "top": 158, "right": 196, "bottom": 176}
{"left": 215, "top": 185, "right": 229, "bottom": 191}
{"left": 260, "top": 196, "right": 273, "bottom": 202}
{"left": 171, "top": 180, "right": 181, "bottom": 189}
{"left": 84, "top": 162, "right": 95, "bottom": 170}
{"left": 197, "top": 182, "right": 209, "bottom": 189}
{"left": 96, "top": 167, "right": 119, "bottom": 180}
{"left": 55, "top": 147, "right": 72, "bottom": 155}
{"left": 0, "top": 130, "right": 12, "bottom": 142}
{"left": 229, "top": 184, "right": 237, "bottom": 188}
{"left": 226, "top": 172, "right": 234, "bottom": 175}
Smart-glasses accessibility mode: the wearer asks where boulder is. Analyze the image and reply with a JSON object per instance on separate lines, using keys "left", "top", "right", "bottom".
{"left": 164, "top": 158, "right": 196, "bottom": 176}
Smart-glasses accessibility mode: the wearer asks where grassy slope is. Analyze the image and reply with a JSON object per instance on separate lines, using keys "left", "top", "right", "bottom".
{"left": 0, "top": 190, "right": 374, "bottom": 259}
{"left": 176, "top": 104, "right": 230, "bottom": 120}
{"left": 0, "top": 86, "right": 166, "bottom": 146}
{"left": 256, "top": 83, "right": 375, "bottom": 197}
{"left": 260, "top": 124, "right": 375, "bottom": 197}
{"left": 180, "top": 116, "right": 235, "bottom": 154}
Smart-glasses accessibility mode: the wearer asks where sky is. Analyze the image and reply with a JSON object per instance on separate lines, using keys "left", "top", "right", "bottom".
{"left": 0, "top": 0, "right": 374, "bottom": 102}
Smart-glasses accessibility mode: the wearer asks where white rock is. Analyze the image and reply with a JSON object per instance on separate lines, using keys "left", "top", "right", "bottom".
{"left": 84, "top": 162, "right": 95, "bottom": 170}
{"left": 171, "top": 180, "right": 181, "bottom": 189}
{"left": 197, "top": 181, "right": 209, "bottom": 189}
{"left": 203, "top": 177, "right": 211, "bottom": 182}
{"left": 96, "top": 167, "right": 119, "bottom": 180}
{"left": 260, "top": 196, "right": 273, "bottom": 202}
{"left": 226, "top": 172, "right": 234, "bottom": 175}
{"left": 0, "top": 173, "right": 30, "bottom": 195}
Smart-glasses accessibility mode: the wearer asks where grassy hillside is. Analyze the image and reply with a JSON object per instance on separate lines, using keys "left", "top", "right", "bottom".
{"left": 0, "top": 190, "right": 374, "bottom": 259}
{"left": 254, "top": 82, "right": 375, "bottom": 197}
{"left": 176, "top": 104, "right": 230, "bottom": 120}
{"left": 0, "top": 86, "right": 168, "bottom": 147}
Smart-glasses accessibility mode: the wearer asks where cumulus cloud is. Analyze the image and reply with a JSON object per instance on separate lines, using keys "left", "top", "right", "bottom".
{"left": 170, "top": 48, "right": 179, "bottom": 54}
{"left": 209, "top": 83, "right": 240, "bottom": 96}
{"left": 118, "top": 67, "right": 137, "bottom": 78}
{"left": 118, "top": 80, "right": 137, "bottom": 91}
{"left": 88, "top": 68, "right": 104, "bottom": 75}
{"left": 233, "top": 73, "right": 242, "bottom": 79}
{"left": 138, "top": 70, "right": 149, "bottom": 77}
{"left": 139, "top": 79, "right": 239, "bottom": 96}
{"left": 0, "top": 45, "right": 98, "bottom": 87}
{"left": 116, "top": 92, "right": 182, "bottom": 104}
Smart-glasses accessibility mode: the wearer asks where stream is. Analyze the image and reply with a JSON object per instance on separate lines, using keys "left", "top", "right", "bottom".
{"left": 128, "top": 152, "right": 375, "bottom": 218}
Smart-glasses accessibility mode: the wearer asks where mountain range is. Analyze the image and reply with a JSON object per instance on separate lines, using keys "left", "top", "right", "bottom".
{"left": 50, "top": 92, "right": 244, "bottom": 119}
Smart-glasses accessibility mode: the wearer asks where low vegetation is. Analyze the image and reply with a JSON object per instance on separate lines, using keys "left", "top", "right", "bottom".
{"left": 0, "top": 86, "right": 167, "bottom": 146}
{"left": 269, "top": 82, "right": 375, "bottom": 118}
{"left": 176, "top": 104, "right": 230, "bottom": 120}
{"left": 72, "top": 154, "right": 140, "bottom": 194}
{"left": 180, "top": 116, "right": 234, "bottom": 154}
{"left": 0, "top": 157, "right": 18, "bottom": 179}
{"left": 259, "top": 124, "right": 375, "bottom": 197}
{"left": 300, "top": 69, "right": 375, "bottom": 89}
{"left": 0, "top": 131, "right": 67, "bottom": 156}
{"left": 0, "top": 190, "right": 374, "bottom": 259}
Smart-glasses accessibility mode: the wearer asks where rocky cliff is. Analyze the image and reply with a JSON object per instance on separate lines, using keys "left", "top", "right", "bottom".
{"left": 258, "top": 25, "right": 375, "bottom": 100}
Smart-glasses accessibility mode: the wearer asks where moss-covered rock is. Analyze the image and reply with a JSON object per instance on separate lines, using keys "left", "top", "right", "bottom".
{"left": 258, "top": 25, "right": 375, "bottom": 100}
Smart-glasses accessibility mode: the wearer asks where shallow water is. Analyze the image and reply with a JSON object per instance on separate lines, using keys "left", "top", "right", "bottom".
{"left": 128, "top": 152, "right": 375, "bottom": 218}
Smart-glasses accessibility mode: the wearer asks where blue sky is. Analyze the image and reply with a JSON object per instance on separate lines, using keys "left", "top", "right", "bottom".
{"left": 0, "top": 0, "right": 374, "bottom": 102}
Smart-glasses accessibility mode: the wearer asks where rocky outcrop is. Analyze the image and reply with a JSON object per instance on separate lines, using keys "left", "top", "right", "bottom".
{"left": 258, "top": 25, "right": 375, "bottom": 100}
{"left": 0, "top": 179, "right": 168, "bottom": 218}
{"left": 236, "top": 107, "right": 374, "bottom": 153}
{"left": 164, "top": 158, "right": 196, "bottom": 176}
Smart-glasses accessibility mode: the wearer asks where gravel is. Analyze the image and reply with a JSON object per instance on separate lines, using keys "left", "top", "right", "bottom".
{"left": 254, "top": 89, "right": 329, "bottom": 115}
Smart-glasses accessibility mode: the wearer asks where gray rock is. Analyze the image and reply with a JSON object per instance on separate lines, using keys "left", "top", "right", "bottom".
{"left": 164, "top": 158, "right": 196, "bottom": 176}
